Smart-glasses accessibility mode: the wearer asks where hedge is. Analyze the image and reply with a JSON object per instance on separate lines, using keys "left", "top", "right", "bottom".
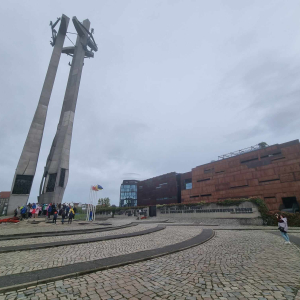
{"left": 96, "top": 205, "right": 147, "bottom": 213}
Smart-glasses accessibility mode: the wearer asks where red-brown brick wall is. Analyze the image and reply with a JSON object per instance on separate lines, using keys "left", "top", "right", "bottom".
{"left": 181, "top": 140, "right": 300, "bottom": 211}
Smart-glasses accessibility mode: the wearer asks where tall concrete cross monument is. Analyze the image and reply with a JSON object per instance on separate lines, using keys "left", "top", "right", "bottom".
{"left": 38, "top": 17, "right": 98, "bottom": 205}
{"left": 7, "top": 15, "right": 70, "bottom": 215}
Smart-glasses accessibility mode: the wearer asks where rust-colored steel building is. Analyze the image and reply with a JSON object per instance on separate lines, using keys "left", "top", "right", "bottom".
{"left": 136, "top": 140, "right": 300, "bottom": 212}
{"left": 137, "top": 172, "right": 181, "bottom": 206}
{"left": 181, "top": 140, "right": 300, "bottom": 211}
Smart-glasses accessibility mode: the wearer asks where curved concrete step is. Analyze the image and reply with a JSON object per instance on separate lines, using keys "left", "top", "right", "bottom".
{"left": 0, "top": 225, "right": 165, "bottom": 253}
{"left": 0, "top": 223, "right": 137, "bottom": 240}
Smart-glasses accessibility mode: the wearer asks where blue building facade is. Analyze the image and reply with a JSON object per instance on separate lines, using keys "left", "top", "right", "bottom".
{"left": 119, "top": 180, "right": 138, "bottom": 207}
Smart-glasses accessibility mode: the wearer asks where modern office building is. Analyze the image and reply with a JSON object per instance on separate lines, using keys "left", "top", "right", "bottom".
{"left": 136, "top": 140, "right": 300, "bottom": 212}
{"left": 119, "top": 180, "right": 139, "bottom": 207}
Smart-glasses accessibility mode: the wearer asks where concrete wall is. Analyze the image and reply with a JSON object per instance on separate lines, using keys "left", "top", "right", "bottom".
{"left": 156, "top": 201, "right": 263, "bottom": 225}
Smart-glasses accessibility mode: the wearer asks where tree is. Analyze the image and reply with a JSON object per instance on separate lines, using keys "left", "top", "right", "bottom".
{"left": 258, "top": 142, "right": 268, "bottom": 149}
{"left": 98, "top": 197, "right": 110, "bottom": 207}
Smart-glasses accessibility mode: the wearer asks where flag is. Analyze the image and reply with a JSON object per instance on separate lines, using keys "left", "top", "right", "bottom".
{"left": 97, "top": 185, "right": 103, "bottom": 190}
{"left": 91, "top": 186, "right": 97, "bottom": 191}
{"left": 94, "top": 185, "right": 99, "bottom": 191}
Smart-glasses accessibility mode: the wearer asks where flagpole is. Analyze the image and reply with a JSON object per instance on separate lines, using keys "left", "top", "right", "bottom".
{"left": 93, "top": 189, "right": 97, "bottom": 222}
{"left": 86, "top": 187, "right": 89, "bottom": 221}
{"left": 95, "top": 188, "right": 101, "bottom": 221}
{"left": 93, "top": 191, "right": 96, "bottom": 222}
{"left": 87, "top": 186, "right": 92, "bottom": 221}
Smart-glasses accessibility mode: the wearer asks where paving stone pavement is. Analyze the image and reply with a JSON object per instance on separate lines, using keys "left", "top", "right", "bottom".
{"left": 0, "top": 223, "right": 105, "bottom": 236}
{"left": 0, "top": 224, "right": 157, "bottom": 248}
{"left": 0, "top": 226, "right": 202, "bottom": 277}
{"left": 0, "top": 219, "right": 134, "bottom": 236}
{"left": 1, "top": 229, "right": 299, "bottom": 300}
{"left": 287, "top": 233, "right": 300, "bottom": 238}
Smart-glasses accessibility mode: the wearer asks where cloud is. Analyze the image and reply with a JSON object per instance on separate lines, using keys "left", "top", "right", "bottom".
{"left": 224, "top": 55, "right": 300, "bottom": 142}
{"left": 1, "top": 0, "right": 299, "bottom": 206}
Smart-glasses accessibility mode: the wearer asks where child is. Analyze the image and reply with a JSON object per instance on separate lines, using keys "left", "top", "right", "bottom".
{"left": 53, "top": 211, "right": 58, "bottom": 224}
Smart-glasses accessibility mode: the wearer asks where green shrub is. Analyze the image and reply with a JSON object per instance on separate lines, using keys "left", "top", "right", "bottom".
{"left": 264, "top": 210, "right": 300, "bottom": 227}
{"left": 96, "top": 205, "right": 147, "bottom": 214}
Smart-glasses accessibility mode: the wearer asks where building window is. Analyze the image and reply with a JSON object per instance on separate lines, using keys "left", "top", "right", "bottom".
{"left": 185, "top": 178, "right": 192, "bottom": 190}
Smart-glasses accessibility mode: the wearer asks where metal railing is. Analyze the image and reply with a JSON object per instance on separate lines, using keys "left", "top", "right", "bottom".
{"left": 218, "top": 143, "right": 269, "bottom": 160}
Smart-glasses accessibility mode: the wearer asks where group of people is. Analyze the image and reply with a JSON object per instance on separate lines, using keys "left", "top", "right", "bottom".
{"left": 46, "top": 203, "right": 76, "bottom": 224}
{"left": 15, "top": 203, "right": 42, "bottom": 219}
{"left": 14, "top": 203, "right": 76, "bottom": 225}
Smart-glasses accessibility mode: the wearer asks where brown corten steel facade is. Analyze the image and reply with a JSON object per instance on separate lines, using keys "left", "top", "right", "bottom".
{"left": 181, "top": 140, "right": 300, "bottom": 211}
{"left": 137, "top": 172, "right": 181, "bottom": 206}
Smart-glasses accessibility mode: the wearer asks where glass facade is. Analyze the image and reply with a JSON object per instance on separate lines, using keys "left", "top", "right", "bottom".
{"left": 119, "top": 180, "right": 138, "bottom": 207}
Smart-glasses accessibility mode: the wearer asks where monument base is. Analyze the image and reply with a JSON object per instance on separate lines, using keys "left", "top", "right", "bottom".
{"left": 7, "top": 194, "right": 29, "bottom": 215}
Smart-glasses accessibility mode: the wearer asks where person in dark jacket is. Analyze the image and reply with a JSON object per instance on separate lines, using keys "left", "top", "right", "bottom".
{"left": 61, "top": 210, "right": 66, "bottom": 224}
{"left": 51, "top": 203, "right": 55, "bottom": 216}
{"left": 14, "top": 207, "right": 19, "bottom": 217}
{"left": 53, "top": 211, "right": 58, "bottom": 224}
{"left": 66, "top": 206, "right": 70, "bottom": 217}
{"left": 27, "top": 204, "right": 32, "bottom": 218}
{"left": 47, "top": 204, "right": 52, "bottom": 219}
{"left": 68, "top": 210, "right": 74, "bottom": 224}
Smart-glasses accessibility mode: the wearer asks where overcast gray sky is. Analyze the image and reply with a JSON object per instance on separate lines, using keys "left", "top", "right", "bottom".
{"left": 1, "top": 0, "right": 300, "bottom": 206}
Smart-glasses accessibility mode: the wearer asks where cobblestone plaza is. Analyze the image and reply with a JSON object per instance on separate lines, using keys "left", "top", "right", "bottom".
{"left": 0, "top": 218, "right": 299, "bottom": 300}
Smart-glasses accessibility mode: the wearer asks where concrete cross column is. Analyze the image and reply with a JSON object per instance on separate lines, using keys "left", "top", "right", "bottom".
{"left": 7, "top": 15, "right": 70, "bottom": 215}
{"left": 39, "top": 18, "right": 92, "bottom": 205}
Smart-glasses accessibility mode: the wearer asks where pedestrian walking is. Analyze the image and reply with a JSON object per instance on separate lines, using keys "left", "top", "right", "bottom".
{"left": 68, "top": 210, "right": 74, "bottom": 224}
{"left": 14, "top": 207, "right": 19, "bottom": 217}
{"left": 89, "top": 210, "right": 93, "bottom": 221}
{"left": 47, "top": 203, "right": 52, "bottom": 219}
{"left": 276, "top": 213, "right": 290, "bottom": 244}
{"left": 66, "top": 205, "right": 70, "bottom": 217}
